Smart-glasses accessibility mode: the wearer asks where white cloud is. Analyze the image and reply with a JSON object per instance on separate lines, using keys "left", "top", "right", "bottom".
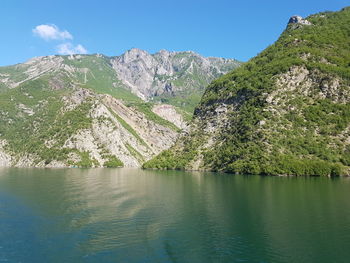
{"left": 56, "top": 43, "right": 88, "bottom": 55}
{"left": 75, "top": 44, "right": 88, "bottom": 54}
{"left": 33, "top": 24, "right": 73, "bottom": 41}
{"left": 33, "top": 24, "right": 88, "bottom": 55}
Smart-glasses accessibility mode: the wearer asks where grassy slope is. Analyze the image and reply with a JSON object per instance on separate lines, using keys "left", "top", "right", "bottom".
{"left": 144, "top": 7, "right": 350, "bottom": 176}
{"left": 63, "top": 55, "right": 142, "bottom": 103}
{"left": 0, "top": 75, "right": 127, "bottom": 167}
{"left": 0, "top": 76, "right": 94, "bottom": 165}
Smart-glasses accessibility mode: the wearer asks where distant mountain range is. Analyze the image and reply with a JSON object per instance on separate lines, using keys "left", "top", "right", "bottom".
{"left": 0, "top": 49, "right": 240, "bottom": 168}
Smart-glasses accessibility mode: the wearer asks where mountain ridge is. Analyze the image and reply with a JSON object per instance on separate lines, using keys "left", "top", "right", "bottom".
{"left": 1, "top": 49, "right": 240, "bottom": 112}
{"left": 0, "top": 49, "right": 240, "bottom": 168}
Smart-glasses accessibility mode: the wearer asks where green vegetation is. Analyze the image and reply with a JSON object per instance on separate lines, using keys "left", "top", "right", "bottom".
{"left": 144, "top": 7, "right": 350, "bottom": 176}
{"left": 103, "top": 155, "right": 124, "bottom": 168}
{"left": 0, "top": 75, "right": 96, "bottom": 166}
{"left": 62, "top": 55, "right": 142, "bottom": 103}
{"left": 75, "top": 151, "right": 94, "bottom": 168}
{"left": 152, "top": 52, "right": 240, "bottom": 115}
{"left": 0, "top": 63, "right": 30, "bottom": 88}
{"left": 143, "top": 131, "right": 204, "bottom": 169}
{"left": 174, "top": 106, "right": 193, "bottom": 122}
{"left": 155, "top": 92, "right": 204, "bottom": 115}
{"left": 0, "top": 49, "right": 239, "bottom": 168}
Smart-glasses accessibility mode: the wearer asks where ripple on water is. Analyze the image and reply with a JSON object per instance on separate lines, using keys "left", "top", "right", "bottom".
{"left": 1, "top": 168, "right": 350, "bottom": 263}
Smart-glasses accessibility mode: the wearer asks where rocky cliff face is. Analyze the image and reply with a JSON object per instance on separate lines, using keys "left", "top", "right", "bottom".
{"left": 0, "top": 49, "right": 240, "bottom": 112}
{"left": 288, "top": 15, "right": 312, "bottom": 26}
{"left": 0, "top": 84, "right": 178, "bottom": 168}
{"left": 144, "top": 7, "right": 350, "bottom": 176}
{"left": 0, "top": 50, "right": 239, "bottom": 168}
{"left": 110, "top": 48, "right": 239, "bottom": 100}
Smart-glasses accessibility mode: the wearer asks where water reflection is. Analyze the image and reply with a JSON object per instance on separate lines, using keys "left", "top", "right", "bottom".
{"left": 0, "top": 168, "right": 350, "bottom": 262}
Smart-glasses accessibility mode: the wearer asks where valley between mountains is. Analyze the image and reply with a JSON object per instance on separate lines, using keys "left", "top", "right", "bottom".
{"left": 0, "top": 7, "right": 349, "bottom": 177}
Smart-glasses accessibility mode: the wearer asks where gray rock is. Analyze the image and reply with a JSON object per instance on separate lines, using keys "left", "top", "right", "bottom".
{"left": 288, "top": 15, "right": 312, "bottom": 27}
{"left": 110, "top": 49, "right": 240, "bottom": 100}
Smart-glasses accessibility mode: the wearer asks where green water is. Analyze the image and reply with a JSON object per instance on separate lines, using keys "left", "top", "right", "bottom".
{"left": 0, "top": 168, "right": 349, "bottom": 262}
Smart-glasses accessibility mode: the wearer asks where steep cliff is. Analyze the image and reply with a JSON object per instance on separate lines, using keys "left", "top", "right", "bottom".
{"left": 110, "top": 48, "right": 240, "bottom": 112}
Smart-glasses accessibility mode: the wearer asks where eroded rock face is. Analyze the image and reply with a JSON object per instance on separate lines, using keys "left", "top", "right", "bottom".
{"left": 58, "top": 94, "right": 179, "bottom": 168}
{"left": 110, "top": 48, "right": 240, "bottom": 100}
{"left": 152, "top": 104, "right": 187, "bottom": 130}
{"left": 103, "top": 96, "right": 178, "bottom": 155}
{"left": 0, "top": 140, "right": 11, "bottom": 167}
{"left": 288, "top": 16, "right": 312, "bottom": 27}
{"left": 0, "top": 49, "right": 240, "bottom": 103}
{"left": 5, "top": 91, "right": 180, "bottom": 168}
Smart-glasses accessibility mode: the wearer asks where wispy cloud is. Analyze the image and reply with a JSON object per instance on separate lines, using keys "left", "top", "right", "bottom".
{"left": 56, "top": 43, "right": 88, "bottom": 55}
{"left": 33, "top": 24, "right": 73, "bottom": 41}
{"left": 33, "top": 23, "right": 88, "bottom": 55}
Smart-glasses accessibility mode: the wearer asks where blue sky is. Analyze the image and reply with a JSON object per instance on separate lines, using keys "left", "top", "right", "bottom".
{"left": 0, "top": 0, "right": 348, "bottom": 66}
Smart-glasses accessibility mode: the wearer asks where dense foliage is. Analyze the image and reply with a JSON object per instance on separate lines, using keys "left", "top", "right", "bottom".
{"left": 0, "top": 77, "right": 97, "bottom": 166}
{"left": 103, "top": 155, "right": 124, "bottom": 168}
{"left": 144, "top": 7, "right": 350, "bottom": 176}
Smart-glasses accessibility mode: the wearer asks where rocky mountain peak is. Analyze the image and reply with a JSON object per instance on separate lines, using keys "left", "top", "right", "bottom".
{"left": 158, "top": 49, "right": 172, "bottom": 55}
{"left": 121, "top": 48, "right": 152, "bottom": 64}
{"left": 288, "top": 15, "right": 312, "bottom": 26}
{"left": 156, "top": 49, "right": 174, "bottom": 59}
{"left": 110, "top": 49, "right": 240, "bottom": 101}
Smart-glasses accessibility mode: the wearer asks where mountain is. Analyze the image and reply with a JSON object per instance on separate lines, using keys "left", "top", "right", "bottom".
{"left": 144, "top": 7, "right": 350, "bottom": 176}
{"left": 111, "top": 49, "right": 240, "bottom": 112}
{"left": 0, "top": 50, "right": 240, "bottom": 168}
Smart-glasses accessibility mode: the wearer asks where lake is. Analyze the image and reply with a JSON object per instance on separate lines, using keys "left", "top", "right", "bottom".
{"left": 0, "top": 168, "right": 349, "bottom": 262}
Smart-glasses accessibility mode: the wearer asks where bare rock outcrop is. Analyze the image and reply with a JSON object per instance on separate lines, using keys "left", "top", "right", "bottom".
{"left": 0, "top": 140, "right": 11, "bottom": 167}
{"left": 288, "top": 15, "right": 312, "bottom": 29}
{"left": 152, "top": 104, "right": 187, "bottom": 129}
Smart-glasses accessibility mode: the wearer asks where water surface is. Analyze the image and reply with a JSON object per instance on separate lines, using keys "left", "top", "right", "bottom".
{"left": 0, "top": 168, "right": 349, "bottom": 262}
